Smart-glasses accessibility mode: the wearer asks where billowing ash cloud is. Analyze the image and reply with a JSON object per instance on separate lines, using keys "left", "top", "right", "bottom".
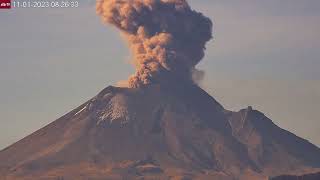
{"left": 96, "top": 0, "right": 213, "bottom": 88}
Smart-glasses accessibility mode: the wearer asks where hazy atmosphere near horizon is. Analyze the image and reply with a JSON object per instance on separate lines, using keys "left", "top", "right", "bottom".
{"left": 0, "top": 0, "right": 320, "bottom": 150}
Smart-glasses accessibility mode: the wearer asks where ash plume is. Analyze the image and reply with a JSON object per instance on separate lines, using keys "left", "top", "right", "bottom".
{"left": 96, "top": 0, "right": 213, "bottom": 88}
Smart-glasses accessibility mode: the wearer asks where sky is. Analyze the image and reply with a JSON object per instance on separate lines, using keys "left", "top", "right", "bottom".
{"left": 0, "top": 0, "right": 319, "bottom": 150}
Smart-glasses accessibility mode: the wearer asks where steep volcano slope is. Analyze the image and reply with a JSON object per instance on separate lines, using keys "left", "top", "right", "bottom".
{"left": 227, "top": 107, "right": 320, "bottom": 177}
{"left": 0, "top": 84, "right": 319, "bottom": 180}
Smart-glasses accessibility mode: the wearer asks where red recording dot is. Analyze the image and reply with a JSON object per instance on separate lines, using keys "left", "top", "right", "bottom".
{"left": 0, "top": 0, "right": 11, "bottom": 9}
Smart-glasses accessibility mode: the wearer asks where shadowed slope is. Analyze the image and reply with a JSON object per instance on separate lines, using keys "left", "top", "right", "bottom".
{"left": 227, "top": 107, "right": 320, "bottom": 177}
{"left": 271, "top": 172, "right": 320, "bottom": 180}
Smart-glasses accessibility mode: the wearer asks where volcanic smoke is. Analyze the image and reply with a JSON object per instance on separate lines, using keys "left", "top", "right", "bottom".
{"left": 96, "top": 0, "right": 213, "bottom": 88}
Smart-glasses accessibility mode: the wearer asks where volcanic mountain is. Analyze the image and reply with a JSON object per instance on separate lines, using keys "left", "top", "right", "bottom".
{"left": 0, "top": 82, "right": 319, "bottom": 180}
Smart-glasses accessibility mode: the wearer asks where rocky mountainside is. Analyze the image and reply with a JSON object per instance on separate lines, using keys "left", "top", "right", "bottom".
{"left": 227, "top": 107, "right": 320, "bottom": 177}
{"left": 271, "top": 172, "right": 320, "bottom": 180}
{"left": 0, "top": 84, "right": 319, "bottom": 180}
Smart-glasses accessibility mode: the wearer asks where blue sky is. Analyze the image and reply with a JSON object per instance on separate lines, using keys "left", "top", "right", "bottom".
{"left": 0, "top": 0, "right": 319, "bottom": 149}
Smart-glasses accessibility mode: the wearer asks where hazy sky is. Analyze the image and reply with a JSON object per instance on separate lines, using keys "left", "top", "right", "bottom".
{"left": 0, "top": 0, "right": 319, "bottom": 150}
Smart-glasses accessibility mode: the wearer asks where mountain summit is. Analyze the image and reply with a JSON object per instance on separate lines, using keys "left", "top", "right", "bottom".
{"left": 1, "top": 83, "right": 319, "bottom": 180}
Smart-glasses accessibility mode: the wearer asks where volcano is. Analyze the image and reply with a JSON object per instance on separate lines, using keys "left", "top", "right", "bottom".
{"left": 0, "top": 83, "right": 319, "bottom": 180}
